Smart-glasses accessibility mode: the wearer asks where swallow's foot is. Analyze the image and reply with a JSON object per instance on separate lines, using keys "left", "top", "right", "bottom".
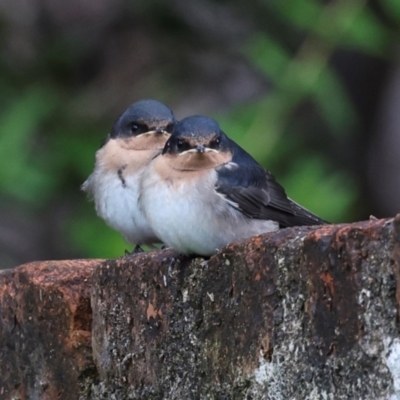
{"left": 133, "top": 244, "right": 144, "bottom": 253}
{"left": 124, "top": 245, "right": 144, "bottom": 256}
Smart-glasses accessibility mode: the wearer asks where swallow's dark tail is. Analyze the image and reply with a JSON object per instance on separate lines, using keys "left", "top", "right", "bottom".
{"left": 280, "top": 198, "right": 328, "bottom": 227}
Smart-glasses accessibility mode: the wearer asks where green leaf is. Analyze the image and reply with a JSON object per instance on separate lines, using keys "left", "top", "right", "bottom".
{"left": 381, "top": 0, "right": 400, "bottom": 22}
{"left": 48, "top": 122, "right": 109, "bottom": 176}
{"left": 273, "top": 0, "right": 391, "bottom": 56}
{"left": 280, "top": 155, "right": 357, "bottom": 222}
{"left": 311, "top": 67, "right": 358, "bottom": 135}
{"left": 66, "top": 206, "right": 128, "bottom": 258}
{"left": 0, "top": 85, "right": 58, "bottom": 203}
{"left": 338, "top": 5, "right": 391, "bottom": 56}
{"left": 273, "top": 0, "right": 323, "bottom": 31}
{"left": 217, "top": 98, "right": 291, "bottom": 163}
{"left": 247, "top": 34, "right": 291, "bottom": 81}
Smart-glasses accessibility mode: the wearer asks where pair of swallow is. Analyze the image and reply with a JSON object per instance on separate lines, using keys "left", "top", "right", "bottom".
{"left": 82, "top": 99, "right": 326, "bottom": 257}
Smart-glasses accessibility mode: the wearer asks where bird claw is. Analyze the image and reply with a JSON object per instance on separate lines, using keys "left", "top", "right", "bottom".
{"left": 125, "top": 245, "right": 144, "bottom": 256}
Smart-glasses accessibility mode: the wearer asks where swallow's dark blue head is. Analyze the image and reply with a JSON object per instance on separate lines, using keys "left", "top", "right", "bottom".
{"left": 163, "top": 115, "right": 230, "bottom": 155}
{"left": 110, "top": 99, "right": 175, "bottom": 139}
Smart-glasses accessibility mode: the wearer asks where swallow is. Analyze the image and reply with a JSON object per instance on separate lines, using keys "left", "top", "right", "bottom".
{"left": 82, "top": 99, "right": 176, "bottom": 252}
{"left": 140, "top": 115, "right": 327, "bottom": 256}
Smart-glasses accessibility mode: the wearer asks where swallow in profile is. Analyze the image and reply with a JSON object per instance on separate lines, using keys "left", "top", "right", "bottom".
{"left": 82, "top": 99, "right": 176, "bottom": 252}
{"left": 140, "top": 115, "right": 326, "bottom": 256}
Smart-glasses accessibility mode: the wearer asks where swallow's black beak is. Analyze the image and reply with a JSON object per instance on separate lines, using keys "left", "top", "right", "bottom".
{"left": 196, "top": 145, "right": 205, "bottom": 153}
{"left": 155, "top": 128, "right": 165, "bottom": 134}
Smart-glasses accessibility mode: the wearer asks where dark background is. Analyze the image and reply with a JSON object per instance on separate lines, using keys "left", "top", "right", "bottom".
{"left": 1, "top": 0, "right": 400, "bottom": 269}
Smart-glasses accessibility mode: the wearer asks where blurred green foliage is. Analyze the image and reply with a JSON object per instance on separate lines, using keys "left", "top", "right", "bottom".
{"left": 220, "top": 0, "right": 398, "bottom": 224}
{"left": 0, "top": 86, "right": 59, "bottom": 203}
{"left": 0, "top": 0, "right": 399, "bottom": 263}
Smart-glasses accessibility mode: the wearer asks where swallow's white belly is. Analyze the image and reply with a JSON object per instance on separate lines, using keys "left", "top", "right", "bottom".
{"left": 140, "top": 169, "right": 278, "bottom": 256}
{"left": 85, "top": 170, "right": 158, "bottom": 246}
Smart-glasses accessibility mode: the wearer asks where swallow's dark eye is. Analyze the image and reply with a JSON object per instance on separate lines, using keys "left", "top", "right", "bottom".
{"left": 173, "top": 138, "right": 190, "bottom": 152}
{"left": 210, "top": 137, "right": 221, "bottom": 148}
{"left": 131, "top": 124, "right": 139, "bottom": 133}
{"left": 166, "top": 123, "right": 174, "bottom": 133}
